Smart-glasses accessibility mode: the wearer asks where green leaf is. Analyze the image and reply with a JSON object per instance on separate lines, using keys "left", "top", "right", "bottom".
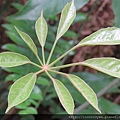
{"left": 53, "top": 79, "right": 74, "bottom": 114}
{"left": 73, "top": 12, "right": 86, "bottom": 23}
{"left": 16, "top": 100, "right": 31, "bottom": 109}
{"left": 81, "top": 57, "right": 120, "bottom": 78}
{"left": 74, "top": 72, "right": 115, "bottom": 93}
{"left": 11, "top": 2, "right": 24, "bottom": 11}
{"left": 15, "top": 27, "right": 38, "bottom": 55}
{"left": 35, "top": 11, "right": 48, "bottom": 47}
{"left": 0, "top": 52, "right": 30, "bottom": 67}
{"left": 56, "top": 0, "right": 76, "bottom": 40}
{"left": 6, "top": 73, "right": 36, "bottom": 113}
{"left": 79, "top": 27, "right": 120, "bottom": 46}
{"left": 67, "top": 74, "right": 101, "bottom": 113}
{"left": 99, "top": 97, "right": 120, "bottom": 114}
{"left": 30, "top": 92, "right": 43, "bottom": 101}
{"left": 5, "top": 74, "right": 22, "bottom": 82}
{"left": 112, "top": 0, "right": 120, "bottom": 27}
{"left": 19, "top": 107, "right": 38, "bottom": 114}
{"left": 29, "top": 99, "right": 38, "bottom": 107}
{"left": 30, "top": 85, "right": 43, "bottom": 101}
{"left": 7, "top": 0, "right": 88, "bottom": 21}
{"left": 5, "top": 31, "right": 26, "bottom": 46}
{"left": 64, "top": 30, "right": 77, "bottom": 39}
{"left": 2, "top": 43, "right": 27, "bottom": 54}
{"left": 36, "top": 76, "right": 50, "bottom": 86}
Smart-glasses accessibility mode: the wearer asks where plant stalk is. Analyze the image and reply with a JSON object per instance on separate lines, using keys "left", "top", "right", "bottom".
{"left": 30, "top": 62, "right": 42, "bottom": 69}
{"left": 47, "top": 38, "right": 57, "bottom": 64}
{"left": 49, "top": 69, "right": 66, "bottom": 76}
{"left": 45, "top": 71, "right": 54, "bottom": 81}
{"left": 42, "top": 46, "right": 45, "bottom": 64}
{"left": 51, "top": 62, "right": 82, "bottom": 70}
{"left": 49, "top": 44, "right": 79, "bottom": 66}
{"left": 36, "top": 54, "right": 43, "bottom": 66}
{"left": 35, "top": 69, "right": 44, "bottom": 75}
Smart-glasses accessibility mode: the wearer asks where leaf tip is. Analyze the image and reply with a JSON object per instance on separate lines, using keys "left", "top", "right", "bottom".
{"left": 40, "top": 10, "right": 44, "bottom": 18}
{"left": 97, "top": 108, "right": 102, "bottom": 114}
{"left": 14, "top": 26, "right": 18, "bottom": 31}
{"left": 14, "top": 26, "right": 20, "bottom": 34}
{"left": 5, "top": 107, "right": 11, "bottom": 114}
{"left": 72, "top": 0, "right": 74, "bottom": 3}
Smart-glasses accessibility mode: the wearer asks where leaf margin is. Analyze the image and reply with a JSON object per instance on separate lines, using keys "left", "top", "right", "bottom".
{"left": 53, "top": 79, "right": 74, "bottom": 114}
{"left": 0, "top": 52, "right": 30, "bottom": 67}
{"left": 56, "top": 0, "right": 76, "bottom": 40}
{"left": 15, "top": 26, "right": 38, "bottom": 55}
{"left": 6, "top": 73, "right": 36, "bottom": 113}
{"left": 35, "top": 11, "right": 48, "bottom": 47}
{"left": 66, "top": 74, "right": 101, "bottom": 113}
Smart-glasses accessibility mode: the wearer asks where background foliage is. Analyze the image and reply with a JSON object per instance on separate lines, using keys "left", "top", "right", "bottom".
{"left": 0, "top": 0, "right": 120, "bottom": 119}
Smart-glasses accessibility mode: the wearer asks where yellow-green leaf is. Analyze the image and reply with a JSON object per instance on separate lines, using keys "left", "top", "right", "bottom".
{"left": 53, "top": 79, "right": 74, "bottom": 114}
{"left": 0, "top": 52, "right": 30, "bottom": 67}
{"left": 79, "top": 27, "right": 120, "bottom": 46}
{"left": 15, "top": 26, "right": 38, "bottom": 55}
{"left": 6, "top": 73, "right": 36, "bottom": 113}
{"left": 67, "top": 74, "right": 101, "bottom": 113}
{"left": 35, "top": 11, "right": 48, "bottom": 47}
{"left": 81, "top": 57, "right": 120, "bottom": 78}
{"left": 56, "top": 0, "right": 76, "bottom": 40}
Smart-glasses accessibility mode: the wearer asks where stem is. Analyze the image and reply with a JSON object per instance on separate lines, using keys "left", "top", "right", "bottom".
{"left": 45, "top": 71, "right": 54, "bottom": 81}
{"left": 30, "top": 62, "right": 42, "bottom": 69}
{"left": 35, "top": 69, "right": 44, "bottom": 75}
{"left": 47, "top": 39, "right": 57, "bottom": 65}
{"left": 74, "top": 78, "right": 120, "bottom": 114}
{"left": 49, "top": 44, "right": 79, "bottom": 66}
{"left": 51, "top": 62, "right": 82, "bottom": 70}
{"left": 49, "top": 69, "right": 67, "bottom": 76}
{"left": 42, "top": 46, "right": 45, "bottom": 64}
{"left": 36, "top": 71, "right": 58, "bottom": 110}
{"left": 36, "top": 54, "right": 43, "bottom": 66}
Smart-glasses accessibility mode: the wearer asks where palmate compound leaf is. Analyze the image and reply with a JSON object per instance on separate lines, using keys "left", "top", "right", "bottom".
{"left": 81, "top": 57, "right": 120, "bottom": 78}
{"left": 0, "top": 52, "right": 30, "bottom": 67}
{"left": 6, "top": 73, "right": 36, "bottom": 113}
{"left": 53, "top": 79, "right": 74, "bottom": 114}
{"left": 56, "top": 0, "right": 76, "bottom": 40}
{"left": 79, "top": 27, "right": 120, "bottom": 46}
{"left": 35, "top": 11, "right": 48, "bottom": 47}
{"left": 15, "top": 26, "right": 38, "bottom": 55}
{"left": 67, "top": 74, "right": 101, "bottom": 113}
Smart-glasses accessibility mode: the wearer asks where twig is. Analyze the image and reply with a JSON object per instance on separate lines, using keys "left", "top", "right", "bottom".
{"left": 92, "top": 0, "right": 108, "bottom": 21}
{"left": 114, "top": 95, "right": 120, "bottom": 104}
{"left": 74, "top": 78, "right": 120, "bottom": 114}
